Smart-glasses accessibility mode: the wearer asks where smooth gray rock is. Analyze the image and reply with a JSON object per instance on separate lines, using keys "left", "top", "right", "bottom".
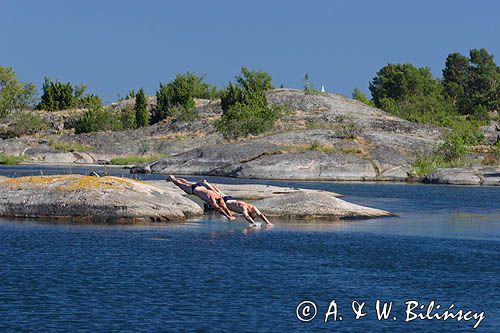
{"left": 41, "top": 152, "right": 80, "bottom": 164}
{"left": 477, "top": 166, "right": 500, "bottom": 186}
{"left": 234, "top": 151, "right": 377, "bottom": 180}
{"left": 0, "top": 175, "right": 203, "bottom": 223}
{"left": 253, "top": 191, "right": 394, "bottom": 220}
{"left": 423, "top": 168, "right": 481, "bottom": 185}
{"left": 149, "top": 142, "right": 283, "bottom": 176}
{"left": 147, "top": 90, "right": 446, "bottom": 181}
{"left": 1, "top": 89, "right": 453, "bottom": 182}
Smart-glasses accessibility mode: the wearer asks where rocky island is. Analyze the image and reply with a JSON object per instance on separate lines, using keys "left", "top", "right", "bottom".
{"left": 0, "top": 89, "right": 500, "bottom": 185}
{"left": 0, "top": 175, "right": 393, "bottom": 223}
{"left": 0, "top": 175, "right": 203, "bottom": 223}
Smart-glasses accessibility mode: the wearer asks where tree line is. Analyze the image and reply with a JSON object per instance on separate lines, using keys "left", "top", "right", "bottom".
{"left": 1, "top": 48, "right": 498, "bottom": 140}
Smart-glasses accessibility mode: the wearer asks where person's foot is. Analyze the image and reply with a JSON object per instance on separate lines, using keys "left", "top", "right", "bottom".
{"left": 166, "top": 175, "right": 175, "bottom": 182}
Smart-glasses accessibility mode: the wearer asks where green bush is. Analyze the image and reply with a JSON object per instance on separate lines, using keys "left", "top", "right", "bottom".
{"left": 216, "top": 100, "right": 283, "bottom": 139}
{"left": 75, "top": 108, "right": 122, "bottom": 134}
{"left": 154, "top": 72, "right": 212, "bottom": 123}
{"left": 352, "top": 88, "right": 375, "bottom": 107}
{"left": 78, "top": 94, "right": 102, "bottom": 110}
{"left": 0, "top": 66, "right": 36, "bottom": 117}
{"left": 169, "top": 104, "right": 198, "bottom": 122}
{"left": 37, "top": 78, "right": 102, "bottom": 111}
{"left": 217, "top": 67, "right": 280, "bottom": 138}
{"left": 119, "top": 105, "right": 137, "bottom": 129}
{"left": 438, "top": 135, "right": 467, "bottom": 162}
{"left": 413, "top": 155, "right": 449, "bottom": 176}
{"left": 0, "top": 153, "right": 26, "bottom": 165}
{"left": 38, "top": 78, "right": 75, "bottom": 110}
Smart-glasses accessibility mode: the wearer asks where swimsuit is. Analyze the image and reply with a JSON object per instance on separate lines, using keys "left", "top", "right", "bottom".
{"left": 223, "top": 195, "right": 236, "bottom": 202}
{"left": 191, "top": 182, "right": 203, "bottom": 194}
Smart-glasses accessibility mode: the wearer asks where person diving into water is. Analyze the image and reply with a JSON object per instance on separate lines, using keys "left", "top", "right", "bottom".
{"left": 197, "top": 179, "right": 273, "bottom": 226}
{"left": 167, "top": 176, "right": 272, "bottom": 226}
{"left": 167, "top": 175, "right": 235, "bottom": 220}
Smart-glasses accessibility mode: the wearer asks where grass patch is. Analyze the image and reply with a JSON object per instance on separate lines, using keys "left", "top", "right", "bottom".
{"left": 308, "top": 140, "right": 334, "bottom": 154}
{"left": 109, "top": 154, "right": 168, "bottom": 165}
{"left": 482, "top": 143, "right": 500, "bottom": 166}
{"left": 48, "top": 139, "right": 94, "bottom": 152}
{"left": 279, "top": 140, "right": 370, "bottom": 158}
{"left": 412, "top": 154, "right": 468, "bottom": 176}
{"left": 0, "top": 153, "right": 26, "bottom": 165}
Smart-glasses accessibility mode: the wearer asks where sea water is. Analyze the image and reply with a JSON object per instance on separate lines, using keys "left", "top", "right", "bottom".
{"left": 0, "top": 168, "right": 499, "bottom": 332}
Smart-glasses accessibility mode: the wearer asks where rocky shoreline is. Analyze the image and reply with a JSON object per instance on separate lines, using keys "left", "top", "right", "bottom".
{"left": 0, "top": 175, "right": 393, "bottom": 223}
{"left": 1, "top": 89, "right": 498, "bottom": 186}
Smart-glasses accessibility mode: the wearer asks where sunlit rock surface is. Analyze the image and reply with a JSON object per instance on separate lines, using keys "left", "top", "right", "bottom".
{"left": 0, "top": 175, "right": 203, "bottom": 223}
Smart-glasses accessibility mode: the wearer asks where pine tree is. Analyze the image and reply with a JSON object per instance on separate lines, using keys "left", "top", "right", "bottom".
{"left": 135, "top": 88, "right": 149, "bottom": 127}
{"left": 442, "top": 52, "right": 469, "bottom": 106}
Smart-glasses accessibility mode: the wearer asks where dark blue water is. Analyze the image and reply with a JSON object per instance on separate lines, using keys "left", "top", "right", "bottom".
{"left": 0, "top": 166, "right": 499, "bottom": 332}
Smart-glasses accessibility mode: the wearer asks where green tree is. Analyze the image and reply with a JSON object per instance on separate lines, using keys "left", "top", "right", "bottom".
{"left": 37, "top": 78, "right": 103, "bottom": 111}
{"left": 154, "top": 72, "right": 209, "bottom": 123}
{"left": 220, "top": 67, "right": 273, "bottom": 113}
{"left": 303, "top": 73, "right": 319, "bottom": 95}
{"left": 369, "top": 63, "right": 457, "bottom": 126}
{"left": 442, "top": 52, "right": 469, "bottom": 105}
{"left": 443, "top": 48, "right": 500, "bottom": 119}
{"left": 0, "top": 66, "right": 36, "bottom": 117}
{"left": 369, "top": 64, "right": 441, "bottom": 107}
{"left": 352, "top": 88, "right": 375, "bottom": 107}
{"left": 38, "top": 77, "right": 76, "bottom": 111}
{"left": 135, "top": 88, "right": 149, "bottom": 127}
{"left": 236, "top": 67, "right": 273, "bottom": 93}
{"left": 464, "top": 48, "right": 500, "bottom": 117}
{"left": 217, "top": 67, "right": 282, "bottom": 138}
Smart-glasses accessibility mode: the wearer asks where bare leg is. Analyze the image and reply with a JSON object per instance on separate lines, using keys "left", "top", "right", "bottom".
{"left": 169, "top": 176, "right": 194, "bottom": 195}
{"left": 201, "top": 180, "right": 218, "bottom": 193}
{"left": 169, "top": 175, "right": 193, "bottom": 186}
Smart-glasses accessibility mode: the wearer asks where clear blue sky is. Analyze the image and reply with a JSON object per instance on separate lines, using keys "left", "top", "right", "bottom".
{"left": 2, "top": 0, "right": 499, "bottom": 103}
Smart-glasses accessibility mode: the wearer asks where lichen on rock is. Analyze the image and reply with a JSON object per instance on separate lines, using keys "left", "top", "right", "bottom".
{"left": 0, "top": 175, "right": 203, "bottom": 223}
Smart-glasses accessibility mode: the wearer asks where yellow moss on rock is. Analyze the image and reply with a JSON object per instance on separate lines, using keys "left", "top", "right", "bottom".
{"left": 2, "top": 175, "right": 149, "bottom": 192}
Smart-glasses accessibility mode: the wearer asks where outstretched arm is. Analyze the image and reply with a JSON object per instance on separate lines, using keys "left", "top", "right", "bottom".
{"left": 254, "top": 207, "right": 273, "bottom": 225}
{"left": 242, "top": 209, "right": 258, "bottom": 226}
{"left": 210, "top": 197, "right": 234, "bottom": 221}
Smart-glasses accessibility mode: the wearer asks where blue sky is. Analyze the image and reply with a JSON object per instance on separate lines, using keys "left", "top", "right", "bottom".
{"left": 2, "top": 0, "right": 499, "bottom": 103}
